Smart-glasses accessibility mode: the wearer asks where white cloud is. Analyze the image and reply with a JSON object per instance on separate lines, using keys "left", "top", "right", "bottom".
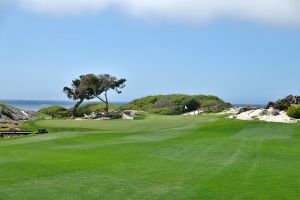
{"left": 17, "top": 0, "right": 300, "bottom": 25}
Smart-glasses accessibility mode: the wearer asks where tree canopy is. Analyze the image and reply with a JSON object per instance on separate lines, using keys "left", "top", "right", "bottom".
{"left": 63, "top": 74, "right": 126, "bottom": 117}
{"left": 63, "top": 76, "right": 94, "bottom": 117}
{"left": 81, "top": 74, "right": 126, "bottom": 115}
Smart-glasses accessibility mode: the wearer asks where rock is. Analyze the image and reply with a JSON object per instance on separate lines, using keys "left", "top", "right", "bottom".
{"left": 36, "top": 128, "right": 48, "bottom": 134}
{"left": 0, "top": 119, "right": 9, "bottom": 124}
{"left": 95, "top": 117, "right": 111, "bottom": 120}
{"left": 265, "top": 102, "right": 275, "bottom": 109}
{"left": 123, "top": 113, "right": 134, "bottom": 120}
{"left": 286, "top": 95, "right": 297, "bottom": 104}
{"left": 122, "top": 110, "right": 140, "bottom": 120}
{"left": 82, "top": 111, "right": 122, "bottom": 120}
{"left": 10, "top": 127, "right": 22, "bottom": 132}
{"left": 271, "top": 109, "right": 280, "bottom": 116}
{"left": 83, "top": 112, "right": 98, "bottom": 119}
{"left": 0, "top": 103, "right": 37, "bottom": 121}
{"left": 237, "top": 107, "right": 252, "bottom": 115}
{"left": 296, "top": 96, "right": 300, "bottom": 103}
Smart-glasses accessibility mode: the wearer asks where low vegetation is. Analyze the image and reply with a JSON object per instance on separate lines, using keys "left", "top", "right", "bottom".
{"left": 38, "top": 105, "right": 69, "bottom": 119}
{"left": 38, "top": 103, "right": 121, "bottom": 119}
{"left": 76, "top": 103, "right": 120, "bottom": 117}
{"left": 123, "top": 94, "right": 231, "bottom": 115}
{"left": 37, "top": 94, "right": 230, "bottom": 118}
{"left": 287, "top": 105, "right": 300, "bottom": 119}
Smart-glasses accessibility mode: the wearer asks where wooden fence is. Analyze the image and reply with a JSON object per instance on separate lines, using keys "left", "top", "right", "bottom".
{"left": 0, "top": 131, "right": 32, "bottom": 138}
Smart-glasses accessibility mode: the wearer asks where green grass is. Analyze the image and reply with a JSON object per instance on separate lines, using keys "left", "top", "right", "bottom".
{"left": 1, "top": 114, "right": 300, "bottom": 200}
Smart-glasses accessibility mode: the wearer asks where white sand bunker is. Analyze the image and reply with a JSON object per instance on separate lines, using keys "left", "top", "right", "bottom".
{"left": 228, "top": 108, "right": 299, "bottom": 124}
{"left": 183, "top": 110, "right": 204, "bottom": 116}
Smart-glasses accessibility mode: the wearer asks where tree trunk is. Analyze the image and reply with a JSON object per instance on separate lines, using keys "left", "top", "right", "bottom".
{"left": 72, "top": 99, "right": 83, "bottom": 118}
{"left": 104, "top": 92, "right": 109, "bottom": 117}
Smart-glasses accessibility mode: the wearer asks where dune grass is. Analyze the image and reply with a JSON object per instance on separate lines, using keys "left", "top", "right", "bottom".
{"left": 1, "top": 114, "right": 300, "bottom": 200}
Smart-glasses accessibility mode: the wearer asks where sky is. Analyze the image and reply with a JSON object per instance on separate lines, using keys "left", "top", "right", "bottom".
{"left": 0, "top": 0, "right": 300, "bottom": 104}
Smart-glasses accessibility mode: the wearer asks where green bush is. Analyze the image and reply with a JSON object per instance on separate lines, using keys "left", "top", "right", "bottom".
{"left": 38, "top": 106, "right": 69, "bottom": 119}
{"left": 1, "top": 107, "right": 13, "bottom": 119}
{"left": 149, "top": 107, "right": 175, "bottom": 115}
{"left": 287, "top": 105, "right": 300, "bottom": 119}
{"left": 122, "top": 96, "right": 159, "bottom": 111}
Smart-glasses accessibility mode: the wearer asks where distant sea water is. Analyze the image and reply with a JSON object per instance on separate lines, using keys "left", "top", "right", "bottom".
{"left": 0, "top": 100, "right": 127, "bottom": 112}
{"left": 234, "top": 104, "right": 265, "bottom": 108}
{"left": 0, "top": 100, "right": 74, "bottom": 111}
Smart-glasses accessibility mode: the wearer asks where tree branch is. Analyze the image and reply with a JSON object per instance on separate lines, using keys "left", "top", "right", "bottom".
{"left": 95, "top": 95, "right": 106, "bottom": 103}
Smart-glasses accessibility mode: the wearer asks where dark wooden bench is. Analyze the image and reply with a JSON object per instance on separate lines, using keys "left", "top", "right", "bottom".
{"left": 0, "top": 131, "right": 32, "bottom": 138}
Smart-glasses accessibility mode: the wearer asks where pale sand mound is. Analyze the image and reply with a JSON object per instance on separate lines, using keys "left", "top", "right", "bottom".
{"left": 219, "top": 107, "right": 240, "bottom": 115}
{"left": 183, "top": 110, "right": 204, "bottom": 116}
{"left": 229, "top": 108, "right": 299, "bottom": 124}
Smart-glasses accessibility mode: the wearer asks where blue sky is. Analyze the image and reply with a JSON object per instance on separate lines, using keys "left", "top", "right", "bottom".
{"left": 1, "top": 1, "right": 300, "bottom": 104}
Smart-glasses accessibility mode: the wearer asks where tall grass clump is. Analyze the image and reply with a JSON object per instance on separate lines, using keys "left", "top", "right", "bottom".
{"left": 38, "top": 106, "right": 69, "bottom": 119}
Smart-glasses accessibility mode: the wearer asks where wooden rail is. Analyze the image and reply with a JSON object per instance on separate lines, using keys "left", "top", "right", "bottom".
{"left": 0, "top": 131, "right": 32, "bottom": 138}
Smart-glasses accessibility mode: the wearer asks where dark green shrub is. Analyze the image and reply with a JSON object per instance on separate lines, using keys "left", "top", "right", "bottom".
{"left": 287, "top": 105, "right": 300, "bottom": 119}
{"left": 169, "top": 95, "right": 189, "bottom": 112}
{"left": 0, "top": 103, "right": 13, "bottom": 119}
{"left": 184, "top": 98, "right": 200, "bottom": 112}
{"left": 274, "top": 99, "right": 290, "bottom": 111}
{"left": 1, "top": 107, "right": 13, "bottom": 119}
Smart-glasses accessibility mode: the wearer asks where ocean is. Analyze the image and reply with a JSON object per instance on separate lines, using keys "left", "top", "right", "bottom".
{"left": 234, "top": 104, "right": 265, "bottom": 108}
